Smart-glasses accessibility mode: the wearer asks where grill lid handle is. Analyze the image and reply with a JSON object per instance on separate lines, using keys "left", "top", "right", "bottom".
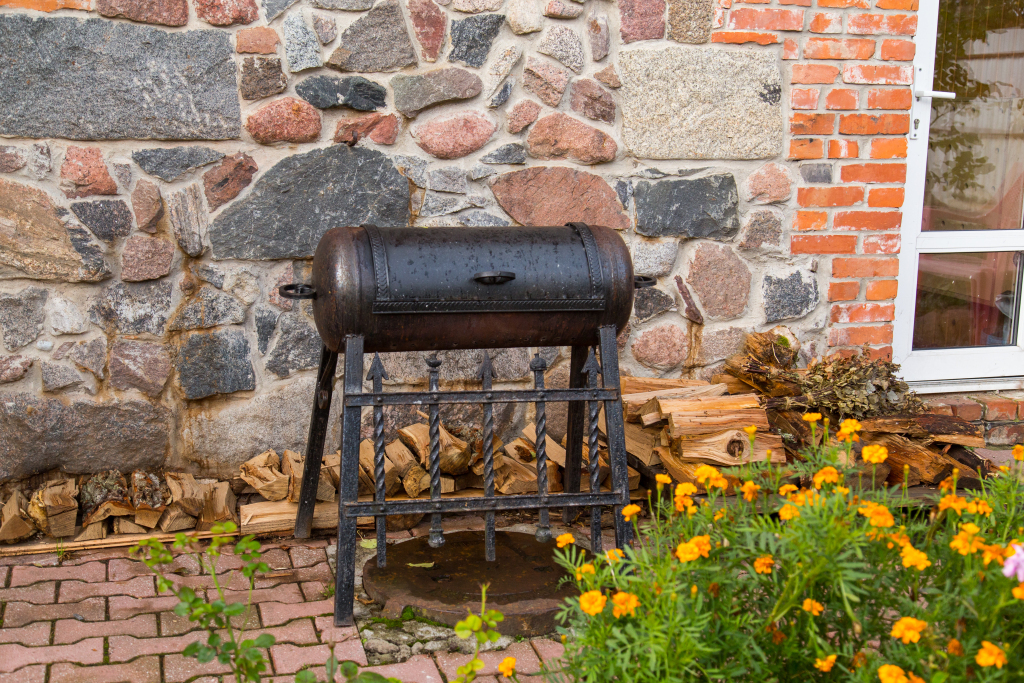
{"left": 473, "top": 271, "right": 516, "bottom": 285}
{"left": 278, "top": 283, "right": 317, "bottom": 300}
{"left": 634, "top": 276, "right": 656, "bottom": 289}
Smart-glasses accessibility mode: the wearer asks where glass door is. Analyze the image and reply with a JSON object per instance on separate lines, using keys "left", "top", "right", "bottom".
{"left": 895, "top": 0, "right": 1024, "bottom": 387}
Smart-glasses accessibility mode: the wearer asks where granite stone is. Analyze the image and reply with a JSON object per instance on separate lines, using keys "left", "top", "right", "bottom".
{"left": 448, "top": 13, "right": 504, "bottom": 67}
{"left": 486, "top": 45, "right": 522, "bottom": 99}
{"left": 203, "top": 153, "right": 258, "bottom": 210}
{"left": 254, "top": 305, "right": 280, "bottom": 355}
{"left": 68, "top": 336, "right": 107, "bottom": 379}
{"left": 588, "top": 13, "right": 610, "bottom": 60}
{"left": 333, "top": 113, "right": 400, "bottom": 145}
{"left": 392, "top": 69, "right": 483, "bottom": 116}
{"left": 634, "top": 174, "right": 739, "bottom": 238}
{"left": 47, "top": 297, "right": 88, "bottom": 335}
{"left": 313, "top": 13, "right": 337, "bottom": 43}
{"left": 631, "top": 239, "right": 678, "bottom": 277}
{"left": 28, "top": 143, "right": 51, "bottom": 180}
{"left": 408, "top": 0, "right": 447, "bottom": 61}
{"left": 89, "top": 281, "right": 173, "bottom": 336}
{"left": 0, "top": 146, "right": 27, "bottom": 174}
{"left": 60, "top": 146, "right": 117, "bottom": 199}
{"left": 131, "top": 180, "right": 164, "bottom": 233}
{"left": 168, "top": 286, "right": 246, "bottom": 331}
{"left": 264, "top": 0, "right": 300, "bottom": 21}
{"left": 413, "top": 111, "right": 496, "bottom": 159}
{"left": 743, "top": 162, "right": 792, "bottom": 204}
{"left": 426, "top": 167, "right": 469, "bottom": 193}
{"left": 489, "top": 80, "right": 514, "bottom": 107}
{"left": 537, "top": 25, "right": 584, "bottom": 73}
{"left": 297, "top": 75, "right": 387, "bottom": 110}
{"left": 686, "top": 244, "right": 751, "bottom": 320}
{"left": 506, "top": 0, "right": 542, "bottom": 34}
{"left": 522, "top": 57, "right": 570, "bottom": 107}
{"left": 739, "top": 210, "right": 783, "bottom": 250}
{"left": 631, "top": 324, "right": 688, "bottom": 370}
{"left": 0, "top": 355, "right": 33, "bottom": 384}
{"left": 527, "top": 113, "right": 617, "bottom": 164}
{"left": 96, "top": 0, "right": 188, "bottom": 26}
{"left": 236, "top": 26, "right": 280, "bottom": 53}
{"left": 196, "top": 0, "right": 259, "bottom": 25}
{"left": 595, "top": 64, "right": 621, "bottom": 88}
{"left": 451, "top": 0, "right": 502, "bottom": 11}
{"left": 121, "top": 235, "right": 175, "bottom": 282}
{"left": 70, "top": 200, "right": 133, "bottom": 243}
{"left": 327, "top": 0, "right": 417, "bottom": 72}
{"left": 764, "top": 272, "right": 819, "bottom": 323}
{"left": 311, "top": 0, "right": 373, "bottom": 8}
{"left": 0, "top": 288, "right": 47, "bottom": 352}
{"left": 544, "top": 0, "right": 583, "bottom": 18}
{"left": 481, "top": 143, "right": 527, "bottom": 164}
{"left": 40, "top": 362, "right": 83, "bottom": 392}
{"left": 240, "top": 57, "right": 289, "bottom": 100}
{"left": 265, "top": 312, "right": 321, "bottom": 377}
{"left": 570, "top": 79, "right": 615, "bottom": 123}
{"left": 507, "top": 99, "right": 541, "bottom": 133}
{"left": 457, "top": 210, "right": 510, "bottom": 226}
{"left": 175, "top": 329, "right": 256, "bottom": 400}
{"left": 109, "top": 340, "right": 171, "bottom": 397}
{"left": 168, "top": 184, "right": 208, "bottom": 258}
{"left": 284, "top": 12, "right": 324, "bottom": 72}
{"left": 619, "top": 0, "right": 665, "bottom": 42}
{"left": 667, "top": 0, "right": 713, "bottom": 43}
{"left": 246, "top": 97, "right": 322, "bottom": 144}
{"left": 490, "top": 166, "right": 628, "bottom": 229}
{"left": 694, "top": 326, "right": 746, "bottom": 366}
{"left": 633, "top": 287, "right": 676, "bottom": 323}
{"left": 133, "top": 147, "right": 225, "bottom": 182}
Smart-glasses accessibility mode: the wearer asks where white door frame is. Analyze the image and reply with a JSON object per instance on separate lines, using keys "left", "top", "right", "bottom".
{"left": 893, "top": 0, "right": 1024, "bottom": 393}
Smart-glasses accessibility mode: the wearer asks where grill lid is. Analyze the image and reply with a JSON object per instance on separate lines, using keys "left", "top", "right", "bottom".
{"left": 364, "top": 224, "right": 606, "bottom": 314}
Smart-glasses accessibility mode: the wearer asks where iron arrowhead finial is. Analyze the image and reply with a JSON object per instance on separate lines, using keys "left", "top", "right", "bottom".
{"left": 582, "top": 349, "right": 602, "bottom": 386}
{"left": 425, "top": 354, "right": 442, "bottom": 369}
{"left": 366, "top": 353, "right": 389, "bottom": 383}
{"left": 529, "top": 353, "right": 548, "bottom": 373}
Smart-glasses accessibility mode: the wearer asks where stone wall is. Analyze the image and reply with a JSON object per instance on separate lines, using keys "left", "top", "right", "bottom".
{"left": 0, "top": 0, "right": 913, "bottom": 481}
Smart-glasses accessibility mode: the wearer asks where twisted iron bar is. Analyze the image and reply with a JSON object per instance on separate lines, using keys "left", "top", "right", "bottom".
{"left": 368, "top": 353, "right": 388, "bottom": 567}
{"left": 584, "top": 349, "right": 603, "bottom": 554}
{"left": 531, "top": 354, "right": 551, "bottom": 543}
{"left": 426, "top": 354, "right": 444, "bottom": 549}
{"left": 480, "top": 352, "right": 496, "bottom": 561}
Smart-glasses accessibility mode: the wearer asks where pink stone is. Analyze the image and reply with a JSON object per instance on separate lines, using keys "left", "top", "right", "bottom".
{"left": 522, "top": 56, "right": 571, "bottom": 107}
{"left": 236, "top": 27, "right": 280, "bottom": 53}
{"left": 686, "top": 243, "right": 751, "bottom": 320}
{"left": 333, "top": 113, "right": 400, "bottom": 146}
{"left": 0, "top": 637, "right": 104, "bottom": 674}
{"left": 526, "top": 112, "right": 617, "bottom": 164}
{"left": 59, "top": 147, "right": 117, "bottom": 199}
{"left": 203, "top": 152, "right": 258, "bottom": 210}
{"left": 544, "top": 0, "right": 583, "bottom": 18}
{"left": 595, "top": 64, "right": 621, "bottom": 88}
{"left": 413, "top": 111, "right": 496, "bottom": 159}
{"left": 631, "top": 324, "right": 689, "bottom": 370}
{"left": 359, "top": 655, "right": 444, "bottom": 683}
{"left": 131, "top": 180, "right": 163, "bottom": 233}
{"left": 569, "top": 79, "right": 615, "bottom": 123}
{"left": 437, "top": 642, "right": 542, "bottom": 678}
{"left": 95, "top": 0, "right": 188, "bottom": 26}
{"left": 195, "top": 0, "right": 258, "bottom": 25}
{"left": 408, "top": 0, "right": 447, "bottom": 61}
{"left": 246, "top": 97, "right": 322, "bottom": 145}
{"left": 743, "top": 162, "right": 792, "bottom": 204}
{"left": 0, "top": 355, "right": 33, "bottom": 384}
{"left": 120, "top": 235, "right": 174, "bottom": 282}
{"left": 619, "top": 0, "right": 666, "bottom": 42}
{"left": 507, "top": 99, "right": 542, "bottom": 133}
{"left": 490, "top": 166, "right": 628, "bottom": 229}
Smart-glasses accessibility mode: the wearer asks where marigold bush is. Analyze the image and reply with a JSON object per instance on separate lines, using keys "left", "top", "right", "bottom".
{"left": 553, "top": 424, "right": 1024, "bottom": 682}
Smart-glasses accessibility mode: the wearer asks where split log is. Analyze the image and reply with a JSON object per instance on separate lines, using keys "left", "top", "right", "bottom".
{"left": 239, "top": 450, "right": 290, "bottom": 502}
{"left": 623, "top": 385, "right": 727, "bottom": 422}
{"left": 598, "top": 409, "right": 664, "bottom": 466}
{"left": 711, "top": 374, "right": 756, "bottom": 395}
{"left": 497, "top": 457, "right": 537, "bottom": 494}
{"left": 195, "top": 482, "right": 237, "bottom": 532}
{"left": 470, "top": 450, "right": 506, "bottom": 476}
{"left": 522, "top": 424, "right": 567, "bottom": 467}
{"left": 166, "top": 473, "right": 207, "bottom": 517}
{"left": 399, "top": 422, "right": 472, "bottom": 476}
{"left": 620, "top": 377, "right": 710, "bottom": 394}
{"left": 402, "top": 465, "right": 431, "bottom": 498}
{"left": 441, "top": 475, "right": 456, "bottom": 494}
{"left": 0, "top": 491, "right": 36, "bottom": 544}
{"left": 113, "top": 518, "right": 149, "bottom": 535}
{"left": 859, "top": 415, "right": 985, "bottom": 448}
{"left": 131, "top": 471, "right": 168, "bottom": 529}
{"left": 29, "top": 479, "right": 78, "bottom": 538}
{"left": 865, "top": 433, "right": 958, "bottom": 485}
{"left": 384, "top": 441, "right": 418, "bottom": 478}
{"left": 81, "top": 471, "right": 133, "bottom": 526}
{"left": 323, "top": 451, "right": 341, "bottom": 487}
{"left": 456, "top": 472, "right": 485, "bottom": 489}
{"left": 358, "top": 440, "right": 402, "bottom": 497}
{"left": 386, "top": 513, "right": 425, "bottom": 532}
{"left": 673, "top": 430, "right": 787, "bottom": 467}
{"left": 158, "top": 505, "right": 197, "bottom": 533}
{"left": 657, "top": 450, "right": 742, "bottom": 495}
{"left": 504, "top": 438, "right": 536, "bottom": 462}
{"left": 283, "top": 449, "right": 336, "bottom": 503}
{"left": 75, "top": 520, "right": 108, "bottom": 542}
{"left": 667, "top": 409, "right": 770, "bottom": 439}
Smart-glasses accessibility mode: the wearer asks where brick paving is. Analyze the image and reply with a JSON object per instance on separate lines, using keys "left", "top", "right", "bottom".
{"left": 0, "top": 541, "right": 565, "bottom": 682}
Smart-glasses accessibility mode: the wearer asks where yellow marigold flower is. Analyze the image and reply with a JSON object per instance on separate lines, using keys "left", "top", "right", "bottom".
{"left": 611, "top": 591, "right": 640, "bottom": 618}
{"left": 779, "top": 504, "right": 800, "bottom": 521}
{"left": 779, "top": 484, "right": 798, "bottom": 496}
{"left": 686, "top": 505, "right": 697, "bottom": 516}
{"left": 939, "top": 495, "right": 968, "bottom": 515}
{"left": 1014, "top": 444, "right": 1024, "bottom": 461}
{"left": 813, "top": 466, "right": 840, "bottom": 489}
{"left": 900, "top": 545, "right": 931, "bottom": 571}
{"left": 890, "top": 616, "right": 927, "bottom": 644}
{"left": 862, "top": 444, "right": 889, "bottom": 464}
{"left": 802, "top": 598, "right": 824, "bottom": 616}
{"left": 621, "top": 504, "right": 642, "bottom": 522}
{"left": 967, "top": 499, "right": 993, "bottom": 516}
{"left": 691, "top": 535, "right": 711, "bottom": 557}
{"left": 976, "top": 641, "right": 1007, "bottom": 669}
{"left": 676, "top": 482, "right": 698, "bottom": 497}
{"left": 575, "top": 563, "right": 595, "bottom": 580}
{"left": 841, "top": 418, "right": 862, "bottom": 433}
{"left": 579, "top": 590, "right": 606, "bottom": 616}
{"left": 947, "top": 638, "right": 964, "bottom": 656}
{"left": 498, "top": 657, "right": 516, "bottom": 678}
{"left": 694, "top": 465, "right": 723, "bottom": 486}
{"left": 981, "top": 543, "right": 1008, "bottom": 567}
{"left": 908, "top": 673, "right": 925, "bottom": 683}
{"left": 753, "top": 554, "right": 774, "bottom": 574}
{"left": 605, "top": 548, "right": 624, "bottom": 564}
{"left": 740, "top": 480, "right": 760, "bottom": 502}
{"left": 743, "top": 425, "right": 757, "bottom": 436}
{"left": 803, "top": 412, "right": 822, "bottom": 423}
{"left": 949, "top": 523, "right": 984, "bottom": 555}
{"left": 1012, "top": 583, "right": 1024, "bottom": 600}
{"left": 713, "top": 509, "right": 726, "bottom": 522}
{"left": 1000, "top": 465, "right": 1011, "bottom": 473}
{"left": 836, "top": 485, "right": 850, "bottom": 495}
{"left": 676, "top": 541, "right": 699, "bottom": 562}
{"left": 556, "top": 533, "right": 575, "bottom": 549}
{"left": 814, "top": 654, "right": 837, "bottom": 672}
{"left": 858, "top": 501, "right": 895, "bottom": 528}
{"left": 938, "top": 476, "right": 954, "bottom": 492}
{"left": 690, "top": 584, "right": 698, "bottom": 597}
{"left": 655, "top": 473, "right": 672, "bottom": 489}
{"left": 878, "top": 664, "right": 909, "bottom": 683}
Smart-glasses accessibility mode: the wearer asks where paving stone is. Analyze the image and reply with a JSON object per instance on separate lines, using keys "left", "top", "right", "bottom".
{"left": 131, "top": 180, "right": 163, "bottom": 233}
{"left": 633, "top": 287, "right": 676, "bottom": 323}
{"left": 0, "top": 638, "right": 103, "bottom": 674}
{"left": 196, "top": 0, "right": 259, "bottom": 25}
{"left": 739, "top": 210, "right": 782, "bottom": 250}
{"left": 619, "top": 0, "right": 665, "bottom": 42}
{"left": 763, "top": 271, "right": 818, "bottom": 323}
{"left": 361, "top": 654, "right": 443, "bottom": 682}
{"left": 481, "top": 143, "right": 527, "bottom": 164}
{"left": 260, "top": 598, "right": 334, "bottom": 626}
{"left": 522, "top": 57, "right": 570, "bottom": 107}
{"left": 0, "top": 287, "right": 47, "bottom": 351}
{"left": 408, "top": 0, "right": 447, "bottom": 61}
{"left": 290, "top": 546, "right": 328, "bottom": 568}
{"left": 393, "top": 68, "right": 482, "bottom": 116}
{"left": 0, "top": 622, "right": 50, "bottom": 647}
{"left": 0, "top": 146, "right": 26, "bottom": 173}
{"left": 313, "top": 13, "right": 337, "bottom": 43}
{"left": 448, "top": 13, "right": 504, "bottom": 67}
{"left": 246, "top": 97, "right": 322, "bottom": 144}
{"left": 96, "top": 0, "right": 188, "bottom": 25}
{"left": 60, "top": 575, "right": 155, "bottom": 603}
{"left": 491, "top": 166, "right": 628, "bottom": 229}
{"left": 272, "top": 640, "right": 367, "bottom": 674}
{"left": 686, "top": 244, "right": 751, "bottom": 320}
{"left": 162, "top": 654, "right": 233, "bottom": 683}
{"left": 437, "top": 641, "right": 541, "bottom": 678}
{"left": 60, "top": 147, "right": 117, "bottom": 199}
{"left": 314, "top": 618, "right": 361, "bottom": 645}
{"left": 537, "top": 25, "right": 584, "bottom": 73}
{"left": 743, "top": 162, "right": 792, "bottom": 204}
{"left": 507, "top": 99, "right": 541, "bottom": 133}
{"left": 667, "top": 0, "right": 713, "bottom": 43}
{"left": 50, "top": 657, "right": 161, "bottom": 683}
{"left": 68, "top": 336, "right": 107, "bottom": 378}
{"left": 0, "top": 666, "right": 44, "bottom": 683}
{"left": 54, "top": 614, "right": 158, "bottom": 645}
{"left": 107, "top": 595, "right": 181, "bottom": 621}
{"left": 327, "top": 0, "right": 417, "bottom": 72}
{"left": 120, "top": 235, "right": 174, "bottom": 282}
{"left": 108, "top": 633, "right": 210, "bottom": 662}
{"left": 297, "top": 75, "right": 387, "bottom": 111}
{"left": 569, "top": 79, "right": 615, "bottom": 123}
{"left": 134, "top": 147, "right": 224, "bottom": 183}
{"left": 174, "top": 329, "right": 255, "bottom": 400}
{"left": 236, "top": 26, "right": 280, "bottom": 52}
{"left": 0, "top": 355, "right": 32, "bottom": 384}
{"left": 12, "top": 560, "right": 105, "bottom": 586}
{"left": 527, "top": 113, "right": 617, "bottom": 164}
{"left": 284, "top": 12, "right": 324, "bottom": 72}
{"left": 414, "top": 111, "right": 496, "bottom": 159}
{"left": 240, "top": 57, "right": 288, "bottom": 100}
{"left": 0, "top": 582, "right": 55, "bottom": 605}
{"left": 634, "top": 174, "right": 739, "bottom": 238}
{"left": 595, "top": 64, "right": 620, "bottom": 88}
{"left": 2, "top": 597, "right": 106, "bottom": 628}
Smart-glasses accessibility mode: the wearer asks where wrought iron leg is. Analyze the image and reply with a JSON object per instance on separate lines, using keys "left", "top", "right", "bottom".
{"left": 334, "top": 335, "right": 364, "bottom": 627}
{"left": 562, "top": 344, "right": 588, "bottom": 524}
{"left": 531, "top": 355, "right": 551, "bottom": 543}
{"left": 367, "top": 354, "right": 389, "bottom": 568}
{"left": 295, "top": 345, "right": 339, "bottom": 539}
{"left": 583, "top": 350, "right": 603, "bottom": 554}
{"left": 599, "top": 325, "right": 633, "bottom": 550}
{"left": 480, "top": 353, "right": 496, "bottom": 561}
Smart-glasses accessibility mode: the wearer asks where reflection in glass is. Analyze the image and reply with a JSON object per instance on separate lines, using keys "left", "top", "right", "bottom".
{"left": 922, "top": 0, "right": 1024, "bottom": 232}
{"left": 913, "top": 252, "right": 1021, "bottom": 349}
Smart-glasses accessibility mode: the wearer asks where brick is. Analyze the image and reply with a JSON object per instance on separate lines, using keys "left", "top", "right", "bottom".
{"left": 60, "top": 575, "right": 155, "bottom": 603}
{"left": 3, "top": 597, "right": 105, "bottom": 628}
{"left": 783, "top": 38, "right": 799, "bottom": 58}
{"left": 531, "top": 638, "right": 566, "bottom": 666}
{"left": 207, "top": 583, "right": 304, "bottom": 605}
{"left": 711, "top": 31, "right": 780, "bottom": 44}
{"left": 359, "top": 655, "right": 444, "bottom": 683}
{"left": 160, "top": 610, "right": 259, "bottom": 636}
{"left": 866, "top": 279, "right": 898, "bottom": 300}
{"left": 804, "top": 37, "right": 875, "bottom": 59}
{"left": 828, "top": 139, "right": 859, "bottom": 158}
{"left": 254, "top": 563, "right": 333, "bottom": 590}
{"left": 300, "top": 581, "right": 329, "bottom": 601}
{"left": 791, "top": 113, "right": 835, "bottom": 135}
{"left": 313, "top": 618, "right": 361, "bottom": 646}
{"left": 863, "top": 234, "right": 901, "bottom": 253}
{"left": 867, "top": 88, "right": 913, "bottom": 109}
{"left": 790, "top": 87, "right": 820, "bottom": 109}
{"left": 0, "top": 554, "right": 58, "bottom": 568}
{"left": 727, "top": 8, "right": 804, "bottom": 31}
{"left": 825, "top": 88, "right": 859, "bottom": 110}
{"left": 843, "top": 64, "right": 913, "bottom": 85}
{"left": 840, "top": 162, "right": 907, "bottom": 183}
{"left": 0, "top": 638, "right": 103, "bottom": 673}
{"left": 847, "top": 13, "right": 917, "bottom": 35}
{"left": 831, "top": 302, "right": 894, "bottom": 323}
{"left": 880, "top": 38, "right": 915, "bottom": 60}
{"left": 827, "top": 324, "right": 893, "bottom": 346}
{"left": 792, "top": 64, "right": 839, "bottom": 84}
{"left": 940, "top": 397, "right": 984, "bottom": 421}
{"left": 986, "top": 424, "right": 1024, "bottom": 447}
{"left": 780, "top": 0, "right": 810, "bottom": 6}
{"left": 0, "top": 566, "right": 7, "bottom": 584}
{"left": 876, "top": 0, "right": 917, "bottom": 8}
{"left": 870, "top": 138, "right": 908, "bottom": 158}
{"left": 271, "top": 639, "right": 367, "bottom": 674}
{"left": 818, "top": 0, "right": 868, "bottom": 6}
{"left": 61, "top": 548, "right": 133, "bottom": 565}
{"left": 260, "top": 598, "right": 334, "bottom": 626}
{"left": 252, "top": 618, "right": 321, "bottom": 646}
{"left": 10, "top": 560, "right": 105, "bottom": 587}
{"left": 0, "top": 665, "right": 45, "bottom": 683}
{"left": 789, "top": 139, "right": 824, "bottom": 159}
{"left": 834, "top": 210, "right": 902, "bottom": 230}
{"left": 829, "top": 281, "right": 860, "bottom": 301}
{"left": 51, "top": 657, "right": 162, "bottom": 683}
{"left": 924, "top": 400, "right": 955, "bottom": 416}
{"left": 839, "top": 113, "right": 910, "bottom": 134}
{"left": 0, "top": 622, "right": 50, "bottom": 647}
{"left": 108, "top": 554, "right": 200, "bottom": 582}
{"left": 832, "top": 257, "right": 899, "bottom": 277}
{"left": 0, "top": 582, "right": 55, "bottom": 605}
{"left": 795, "top": 210, "right": 828, "bottom": 230}
{"left": 791, "top": 234, "right": 858, "bottom": 254}
{"left": 971, "top": 395, "right": 1019, "bottom": 421}
{"left": 797, "top": 186, "right": 864, "bottom": 206}
{"left": 289, "top": 546, "right": 326, "bottom": 569}
{"left": 869, "top": 187, "right": 904, "bottom": 207}
{"left": 809, "top": 11, "right": 842, "bottom": 33}
{"left": 437, "top": 642, "right": 542, "bottom": 679}
{"left": 55, "top": 614, "right": 158, "bottom": 645}
{"left": 162, "top": 654, "right": 233, "bottom": 683}
{"left": 109, "top": 634, "right": 210, "bottom": 662}
{"left": 108, "top": 595, "right": 180, "bottom": 620}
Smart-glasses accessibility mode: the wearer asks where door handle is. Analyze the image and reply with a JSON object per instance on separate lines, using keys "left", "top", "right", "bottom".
{"left": 915, "top": 89, "right": 956, "bottom": 100}
{"left": 473, "top": 271, "right": 515, "bottom": 285}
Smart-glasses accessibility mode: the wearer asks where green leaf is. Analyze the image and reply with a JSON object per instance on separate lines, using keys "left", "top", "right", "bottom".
{"left": 360, "top": 539, "right": 377, "bottom": 550}
{"left": 931, "top": 674, "right": 949, "bottom": 683}
{"left": 294, "top": 671, "right": 317, "bottom": 683}
{"left": 224, "top": 602, "right": 247, "bottom": 616}
{"left": 254, "top": 633, "right": 276, "bottom": 648}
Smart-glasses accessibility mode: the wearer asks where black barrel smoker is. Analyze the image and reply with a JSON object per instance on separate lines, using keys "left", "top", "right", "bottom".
{"left": 282, "top": 223, "right": 647, "bottom": 626}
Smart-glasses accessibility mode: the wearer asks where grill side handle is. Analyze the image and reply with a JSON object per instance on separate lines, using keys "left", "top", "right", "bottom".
{"left": 279, "top": 283, "right": 318, "bottom": 300}
{"left": 633, "top": 276, "right": 656, "bottom": 289}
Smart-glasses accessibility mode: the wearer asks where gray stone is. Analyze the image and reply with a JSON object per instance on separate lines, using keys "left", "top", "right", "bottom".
{"left": 694, "top": 326, "right": 745, "bottom": 366}
{"left": 537, "top": 26, "right": 585, "bottom": 73}
{"left": 210, "top": 146, "right": 410, "bottom": 260}
{"left": 47, "top": 297, "right": 88, "bottom": 336}
{"left": 113, "top": 163, "right": 132, "bottom": 190}
{"left": 168, "top": 286, "right": 246, "bottom": 331}
{"left": 486, "top": 44, "right": 522, "bottom": 99}
{"left": 468, "top": 164, "right": 495, "bottom": 180}
{"left": 224, "top": 268, "right": 260, "bottom": 306}
{"left": 313, "top": 13, "right": 337, "bottom": 43}
{"left": 0, "top": 16, "right": 239, "bottom": 141}
{"left": 633, "top": 287, "right": 676, "bottom": 323}
{"left": 168, "top": 184, "right": 208, "bottom": 258}
{"left": 686, "top": 243, "right": 750, "bottom": 320}
{"left": 365, "top": 639, "right": 400, "bottom": 655}
{"left": 311, "top": 0, "right": 373, "bottom": 8}
{"left": 36, "top": 340, "right": 53, "bottom": 352}
{"left": 175, "top": 329, "right": 256, "bottom": 400}
{"left": 133, "top": 147, "right": 225, "bottom": 182}
{"left": 506, "top": 0, "right": 542, "bottom": 33}
{"left": 427, "top": 167, "right": 468, "bottom": 193}
{"left": 631, "top": 239, "right": 677, "bottom": 277}
{"left": 28, "top": 143, "right": 51, "bottom": 181}
{"left": 588, "top": 12, "right": 609, "bottom": 61}
{"left": 284, "top": 13, "right": 324, "bottom": 72}
{"left": 457, "top": 209, "right": 509, "bottom": 226}
{"left": 0, "top": 287, "right": 47, "bottom": 351}
{"left": 619, "top": 47, "right": 782, "bottom": 160}
{"left": 393, "top": 155, "right": 428, "bottom": 187}
{"left": 448, "top": 14, "right": 504, "bottom": 67}
{"left": 69, "top": 336, "right": 107, "bottom": 379}
{"left": 327, "top": 0, "right": 417, "bottom": 72}
{"left": 0, "top": 146, "right": 26, "bottom": 173}
{"left": 393, "top": 68, "right": 483, "bottom": 117}
{"left": 240, "top": 57, "right": 288, "bottom": 100}
{"left": 109, "top": 339, "right": 171, "bottom": 397}
{"left": 634, "top": 174, "right": 739, "bottom": 239}
{"left": 764, "top": 272, "right": 819, "bottom": 323}
{"left": 801, "top": 163, "right": 833, "bottom": 184}
{"left": 0, "top": 355, "right": 32, "bottom": 384}
{"left": 481, "top": 143, "right": 527, "bottom": 164}
{"left": 297, "top": 75, "right": 387, "bottom": 110}
{"left": 739, "top": 210, "right": 782, "bottom": 250}
{"left": 53, "top": 342, "right": 75, "bottom": 360}
{"left": 263, "top": 0, "right": 300, "bottom": 20}
{"left": 380, "top": 347, "right": 529, "bottom": 383}
{"left": 418, "top": 192, "right": 486, "bottom": 217}
{"left": 264, "top": 312, "right": 321, "bottom": 377}
{"left": 0, "top": 392, "right": 170, "bottom": 482}
{"left": 615, "top": 179, "right": 633, "bottom": 209}
{"left": 89, "top": 281, "right": 173, "bottom": 336}
{"left": 40, "top": 362, "right": 83, "bottom": 392}
{"left": 254, "top": 305, "right": 280, "bottom": 354}
{"left": 667, "top": 0, "right": 713, "bottom": 43}
{"left": 196, "top": 265, "right": 225, "bottom": 288}
{"left": 489, "top": 79, "right": 513, "bottom": 107}
{"left": 70, "top": 200, "right": 133, "bottom": 243}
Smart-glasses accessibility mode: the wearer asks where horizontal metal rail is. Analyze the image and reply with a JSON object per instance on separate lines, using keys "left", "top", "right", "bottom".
{"left": 342, "top": 491, "right": 625, "bottom": 517}
{"left": 344, "top": 388, "right": 618, "bottom": 406}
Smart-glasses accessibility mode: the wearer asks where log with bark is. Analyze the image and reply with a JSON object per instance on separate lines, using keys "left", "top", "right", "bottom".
{"left": 131, "top": 471, "right": 169, "bottom": 529}
{"left": 864, "top": 433, "right": 959, "bottom": 486}
{"left": 399, "top": 421, "right": 472, "bottom": 476}
{"left": 80, "top": 471, "right": 133, "bottom": 526}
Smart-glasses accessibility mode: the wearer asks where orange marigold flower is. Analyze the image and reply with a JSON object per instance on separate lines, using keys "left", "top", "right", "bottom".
{"left": 556, "top": 533, "right": 575, "bottom": 549}
{"left": 862, "top": 444, "right": 889, "bottom": 464}
{"left": 802, "top": 598, "right": 824, "bottom": 616}
{"left": 1013, "top": 444, "right": 1024, "bottom": 461}
{"left": 938, "top": 477, "right": 955, "bottom": 492}
{"left": 655, "top": 474, "right": 672, "bottom": 489}
{"left": 498, "top": 657, "right": 516, "bottom": 678}
{"left": 976, "top": 641, "right": 1007, "bottom": 669}
{"left": 779, "top": 504, "right": 800, "bottom": 521}
{"left": 900, "top": 545, "right": 931, "bottom": 571}
{"left": 605, "top": 548, "right": 624, "bottom": 564}
{"left": 690, "top": 584, "right": 698, "bottom": 598}
{"left": 779, "top": 484, "right": 798, "bottom": 496}
{"left": 741, "top": 480, "right": 761, "bottom": 502}
{"left": 621, "top": 504, "right": 641, "bottom": 522}
{"left": 691, "top": 535, "right": 711, "bottom": 557}
{"left": 713, "top": 509, "right": 726, "bottom": 522}
{"left": 1012, "top": 583, "right": 1024, "bottom": 600}
{"left": 851, "top": 651, "right": 867, "bottom": 669}
{"left": 708, "top": 582, "right": 720, "bottom": 597}
{"left": 948, "top": 638, "right": 964, "bottom": 656}
{"left": 878, "top": 664, "right": 909, "bottom": 683}
{"left": 949, "top": 523, "right": 984, "bottom": 556}
{"left": 803, "top": 412, "right": 822, "bottom": 423}
{"left": 579, "top": 590, "right": 606, "bottom": 616}
{"left": 841, "top": 418, "right": 862, "bottom": 433}
{"left": 676, "top": 483, "right": 698, "bottom": 497}
{"left": 858, "top": 501, "right": 895, "bottom": 528}
{"left": 908, "top": 673, "right": 925, "bottom": 683}
{"left": 939, "top": 495, "right": 969, "bottom": 515}
{"left": 813, "top": 466, "right": 840, "bottom": 489}
{"left": 674, "top": 494, "right": 693, "bottom": 512}
{"left": 575, "top": 563, "right": 595, "bottom": 580}
{"left": 814, "top": 654, "right": 837, "bottom": 672}
{"left": 891, "top": 616, "right": 927, "bottom": 644}
{"left": 694, "top": 465, "right": 720, "bottom": 484}
{"left": 967, "top": 499, "right": 993, "bottom": 516}
{"left": 981, "top": 543, "right": 1008, "bottom": 567}
{"left": 611, "top": 591, "right": 640, "bottom": 618}
{"left": 835, "top": 485, "right": 850, "bottom": 495}
{"left": 754, "top": 554, "right": 774, "bottom": 574}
